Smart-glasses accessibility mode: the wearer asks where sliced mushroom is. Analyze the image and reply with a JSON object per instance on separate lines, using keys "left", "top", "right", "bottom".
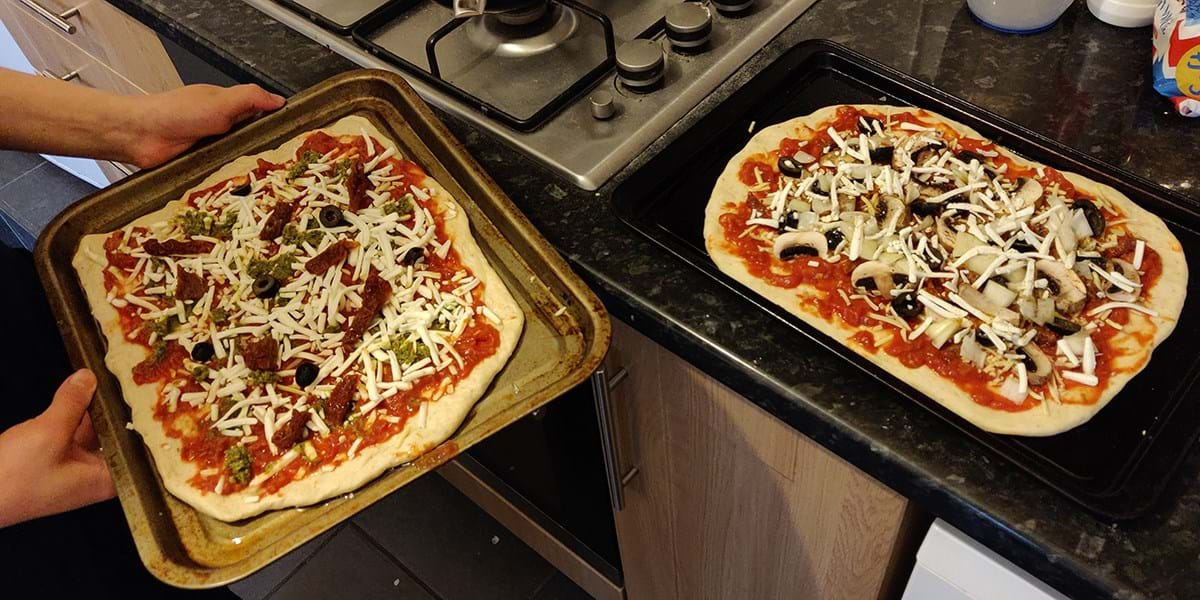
{"left": 876, "top": 194, "right": 908, "bottom": 232}
{"left": 819, "top": 150, "right": 859, "bottom": 167}
{"left": 1035, "top": 259, "right": 1087, "bottom": 315}
{"left": 913, "top": 144, "right": 944, "bottom": 168}
{"left": 936, "top": 213, "right": 957, "bottom": 249}
{"left": 1107, "top": 258, "right": 1142, "bottom": 302}
{"left": 891, "top": 136, "right": 945, "bottom": 171}
{"left": 1021, "top": 344, "right": 1053, "bottom": 385}
{"left": 1046, "top": 316, "right": 1082, "bottom": 336}
{"left": 1013, "top": 177, "right": 1044, "bottom": 208}
{"left": 773, "top": 231, "right": 828, "bottom": 261}
{"left": 851, "top": 261, "right": 900, "bottom": 296}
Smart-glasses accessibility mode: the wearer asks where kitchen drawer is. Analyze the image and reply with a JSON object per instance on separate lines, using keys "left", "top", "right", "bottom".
{"left": 3, "top": 0, "right": 180, "bottom": 93}
{"left": 0, "top": 0, "right": 144, "bottom": 94}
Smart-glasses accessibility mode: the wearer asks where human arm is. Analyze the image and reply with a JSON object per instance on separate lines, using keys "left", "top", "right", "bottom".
{"left": 0, "top": 370, "right": 114, "bottom": 527}
{"left": 0, "top": 68, "right": 285, "bottom": 168}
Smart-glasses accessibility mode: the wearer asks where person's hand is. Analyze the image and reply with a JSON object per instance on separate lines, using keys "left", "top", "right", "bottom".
{"left": 0, "top": 369, "right": 115, "bottom": 528}
{"left": 120, "top": 83, "right": 286, "bottom": 169}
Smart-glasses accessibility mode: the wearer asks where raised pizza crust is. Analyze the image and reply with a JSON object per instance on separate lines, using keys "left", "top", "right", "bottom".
{"left": 704, "top": 105, "right": 1186, "bottom": 436}
{"left": 72, "top": 116, "right": 524, "bottom": 520}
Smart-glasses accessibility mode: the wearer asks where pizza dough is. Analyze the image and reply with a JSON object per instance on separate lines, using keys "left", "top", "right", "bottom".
{"left": 72, "top": 116, "right": 524, "bottom": 520}
{"left": 704, "top": 105, "right": 1186, "bottom": 436}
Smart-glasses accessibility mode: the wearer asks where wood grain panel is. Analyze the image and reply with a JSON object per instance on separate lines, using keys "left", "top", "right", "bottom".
{"left": 0, "top": 0, "right": 145, "bottom": 96}
{"left": 610, "top": 319, "right": 914, "bottom": 600}
{"left": 5, "top": 0, "right": 182, "bottom": 93}
{"left": 609, "top": 319, "right": 681, "bottom": 600}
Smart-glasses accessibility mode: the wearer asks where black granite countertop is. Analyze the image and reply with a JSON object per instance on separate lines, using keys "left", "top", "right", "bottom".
{"left": 91, "top": 0, "right": 1200, "bottom": 597}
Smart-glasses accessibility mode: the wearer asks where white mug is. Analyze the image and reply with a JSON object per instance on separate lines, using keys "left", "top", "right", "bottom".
{"left": 966, "top": 0, "right": 1076, "bottom": 33}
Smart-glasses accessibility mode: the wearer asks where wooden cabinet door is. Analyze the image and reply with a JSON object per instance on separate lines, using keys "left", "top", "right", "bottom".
{"left": 4, "top": 0, "right": 182, "bottom": 93}
{"left": 0, "top": 0, "right": 144, "bottom": 95}
{"left": 607, "top": 319, "right": 680, "bottom": 600}
{"left": 609, "top": 319, "right": 918, "bottom": 600}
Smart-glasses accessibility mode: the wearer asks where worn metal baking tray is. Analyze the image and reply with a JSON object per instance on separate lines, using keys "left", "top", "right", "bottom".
{"left": 612, "top": 40, "right": 1200, "bottom": 519}
{"left": 35, "top": 69, "right": 610, "bottom": 587}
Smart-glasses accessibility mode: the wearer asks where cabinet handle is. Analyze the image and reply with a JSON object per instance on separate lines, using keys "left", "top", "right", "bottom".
{"left": 19, "top": 0, "right": 80, "bottom": 35}
{"left": 39, "top": 68, "right": 80, "bottom": 82}
{"left": 592, "top": 367, "right": 628, "bottom": 512}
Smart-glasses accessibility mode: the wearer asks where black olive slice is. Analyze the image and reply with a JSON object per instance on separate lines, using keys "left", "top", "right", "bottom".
{"left": 401, "top": 247, "right": 424, "bottom": 265}
{"left": 780, "top": 245, "right": 819, "bottom": 260}
{"left": 824, "top": 229, "right": 845, "bottom": 250}
{"left": 1021, "top": 353, "right": 1037, "bottom": 373}
{"left": 319, "top": 206, "right": 344, "bottom": 228}
{"left": 295, "top": 362, "right": 318, "bottom": 387}
{"left": 1046, "top": 317, "right": 1082, "bottom": 336}
{"left": 910, "top": 200, "right": 945, "bottom": 217}
{"left": 253, "top": 274, "right": 280, "bottom": 299}
{"left": 1011, "top": 239, "right": 1036, "bottom": 253}
{"left": 777, "top": 156, "right": 809, "bottom": 178}
{"left": 974, "top": 329, "right": 994, "bottom": 347}
{"left": 231, "top": 183, "right": 252, "bottom": 196}
{"left": 955, "top": 150, "right": 984, "bottom": 164}
{"left": 191, "top": 341, "right": 215, "bottom": 362}
{"left": 1073, "top": 199, "right": 1106, "bottom": 236}
{"left": 891, "top": 291, "right": 921, "bottom": 320}
{"left": 858, "top": 116, "right": 883, "bottom": 135}
{"left": 777, "top": 210, "right": 800, "bottom": 232}
{"left": 869, "top": 146, "right": 894, "bottom": 165}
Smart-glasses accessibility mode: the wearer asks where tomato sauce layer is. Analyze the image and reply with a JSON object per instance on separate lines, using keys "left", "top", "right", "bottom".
{"left": 716, "top": 105, "right": 1161, "bottom": 412}
{"left": 100, "top": 133, "right": 500, "bottom": 495}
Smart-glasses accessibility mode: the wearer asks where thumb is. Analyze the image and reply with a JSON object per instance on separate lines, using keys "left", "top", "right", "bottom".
{"left": 42, "top": 369, "right": 97, "bottom": 444}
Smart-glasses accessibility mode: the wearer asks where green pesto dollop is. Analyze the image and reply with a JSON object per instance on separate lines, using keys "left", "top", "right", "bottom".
{"left": 247, "top": 252, "right": 295, "bottom": 281}
{"left": 209, "top": 307, "right": 230, "bottom": 326}
{"left": 286, "top": 150, "right": 322, "bottom": 180}
{"left": 383, "top": 194, "right": 415, "bottom": 217}
{"left": 224, "top": 445, "right": 252, "bottom": 484}
{"left": 173, "top": 209, "right": 237, "bottom": 240}
{"left": 389, "top": 337, "right": 431, "bottom": 365}
{"left": 282, "top": 224, "right": 324, "bottom": 247}
{"left": 191, "top": 365, "right": 210, "bottom": 381}
{"left": 247, "top": 370, "right": 279, "bottom": 385}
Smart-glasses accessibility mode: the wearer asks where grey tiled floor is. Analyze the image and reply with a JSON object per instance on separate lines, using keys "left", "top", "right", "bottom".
{"left": 0, "top": 150, "right": 97, "bottom": 249}
{"left": 0, "top": 152, "right": 595, "bottom": 599}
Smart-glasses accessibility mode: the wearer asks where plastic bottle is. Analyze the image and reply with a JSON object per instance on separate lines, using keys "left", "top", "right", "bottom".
{"left": 1087, "top": 0, "right": 1158, "bottom": 27}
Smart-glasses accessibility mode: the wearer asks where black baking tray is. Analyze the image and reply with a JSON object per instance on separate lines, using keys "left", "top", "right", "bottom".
{"left": 273, "top": 0, "right": 397, "bottom": 34}
{"left": 612, "top": 39, "right": 1200, "bottom": 519}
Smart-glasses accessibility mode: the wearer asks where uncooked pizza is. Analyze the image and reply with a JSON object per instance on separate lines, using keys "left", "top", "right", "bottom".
{"left": 73, "top": 116, "right": 523, "bottom": 521}
{"left": 704, "top": 105, "right": 1187, "bottom": 436}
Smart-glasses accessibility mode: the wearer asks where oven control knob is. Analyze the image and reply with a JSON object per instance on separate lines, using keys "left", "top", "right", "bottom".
{"left": 616, "top": 39, "right": 666, "bottom": 92}
{"left": 665, "top": 3, "right": 713, "bottom": 52}
{"left": 590, "top": 91, "right": 616, "bottom": 120}
{"left": 711, "top": 0, "right": 754, "bottom": 16}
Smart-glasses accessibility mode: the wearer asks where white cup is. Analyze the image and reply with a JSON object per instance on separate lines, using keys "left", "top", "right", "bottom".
{"left": 966, "top": 0, "right": 1075, "bottom": 33}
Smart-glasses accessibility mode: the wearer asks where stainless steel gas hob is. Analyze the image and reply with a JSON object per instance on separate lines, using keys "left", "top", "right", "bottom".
{"left": 241, "top": 0, "right": 818, "bottom": 190}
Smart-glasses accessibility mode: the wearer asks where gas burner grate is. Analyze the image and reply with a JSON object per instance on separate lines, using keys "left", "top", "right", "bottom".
{"left": 352, "top": 0, "right": 615, "bottom": 131}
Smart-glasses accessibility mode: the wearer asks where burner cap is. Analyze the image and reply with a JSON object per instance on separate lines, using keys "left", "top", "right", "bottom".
{"left": 464, "top": 4, "right": 578, "bottom": 58}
